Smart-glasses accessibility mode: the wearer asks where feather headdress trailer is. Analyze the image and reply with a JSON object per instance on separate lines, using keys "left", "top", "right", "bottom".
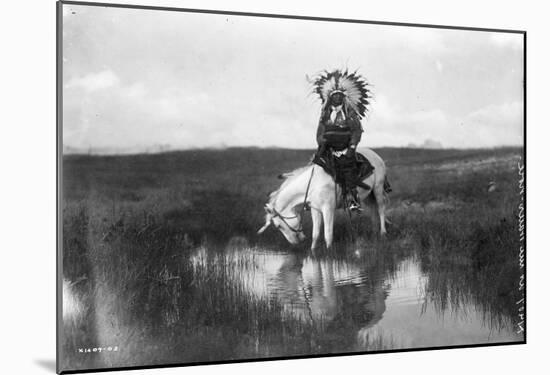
{"left": 310, "top": 69, "right": 372, "bottom": 119}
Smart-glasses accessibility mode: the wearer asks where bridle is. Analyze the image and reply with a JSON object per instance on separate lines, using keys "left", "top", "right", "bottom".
{"left": 270, "top": 166, "right": 315, "bottom": 235}
{"left": 270, "top": 207, "right": 304, "bottom": 234}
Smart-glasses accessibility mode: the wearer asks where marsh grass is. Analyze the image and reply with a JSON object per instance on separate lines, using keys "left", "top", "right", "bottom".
{"left": 60, "top": 147, "right": 523, "bottom": 371}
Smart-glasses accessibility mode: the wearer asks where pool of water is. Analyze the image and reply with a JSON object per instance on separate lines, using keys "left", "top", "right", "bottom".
{"left": 192, "top": 245, "right": 522, "bottom": 351}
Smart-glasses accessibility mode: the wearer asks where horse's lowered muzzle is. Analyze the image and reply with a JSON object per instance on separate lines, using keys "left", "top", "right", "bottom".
{"left": 257, "top": 221, "right": 270, "bottom": 234}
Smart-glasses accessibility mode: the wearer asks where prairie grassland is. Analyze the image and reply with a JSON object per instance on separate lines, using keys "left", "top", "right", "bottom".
{"left": 60, "top": 147, "right": 524, "bottom": 371}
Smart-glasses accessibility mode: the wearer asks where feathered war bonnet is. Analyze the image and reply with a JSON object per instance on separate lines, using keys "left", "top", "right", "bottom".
{"left": 310, "top": 69, "right": 372, "bottom": 119}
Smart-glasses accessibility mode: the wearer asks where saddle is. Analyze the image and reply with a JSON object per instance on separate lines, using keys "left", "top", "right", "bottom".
{"left": 312, "top": 150, "right": 374, "bottom": 190}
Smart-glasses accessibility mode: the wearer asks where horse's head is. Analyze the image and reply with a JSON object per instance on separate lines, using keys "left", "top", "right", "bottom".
{"left": 257, "top": 203, "right": 306, "bottom": 245}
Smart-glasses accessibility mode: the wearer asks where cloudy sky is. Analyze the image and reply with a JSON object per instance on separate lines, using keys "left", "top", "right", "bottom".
{"left": 62, "top": 4, "right": 524, "bottom": 153}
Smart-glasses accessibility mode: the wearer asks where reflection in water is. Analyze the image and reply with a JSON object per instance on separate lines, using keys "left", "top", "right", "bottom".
{"left": 192, "top": 245, "right": 521, "bottom": 351}
{"left": 63, "top": 279, "right": 84, "bottom": 322}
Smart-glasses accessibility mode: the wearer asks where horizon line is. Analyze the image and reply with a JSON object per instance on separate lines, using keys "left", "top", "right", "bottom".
{"left": 62, "top": 144, "right": 524, "bottom": 157}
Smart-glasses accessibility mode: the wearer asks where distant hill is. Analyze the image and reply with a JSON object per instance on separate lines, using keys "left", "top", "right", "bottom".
{"left": 406, "top": 139, "right": 444, "bottom": 149}
{"left": 63, "top": 144, "right": 176, "bottom": 155}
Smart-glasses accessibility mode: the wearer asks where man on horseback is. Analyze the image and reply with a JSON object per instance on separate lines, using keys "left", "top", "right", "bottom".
{"left": 311, "top": 69, "right": 374, "bottom": 211}
{"left": 259, "top": 70, "right": 391, "bottom": 248}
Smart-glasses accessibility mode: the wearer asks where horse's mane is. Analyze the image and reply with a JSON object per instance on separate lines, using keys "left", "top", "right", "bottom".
{"left": 268, "top": 165, "right": 312, "bottom": 204}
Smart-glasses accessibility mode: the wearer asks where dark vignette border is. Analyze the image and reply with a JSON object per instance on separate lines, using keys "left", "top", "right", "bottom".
{"left": 522, "top": 30, "right": 527, "bottom": 344}
{"left": 56, "top": 1, "right": 63, "bottom": 374}
{"left": 56, "top": 1, "right": 527, "bottom": 373}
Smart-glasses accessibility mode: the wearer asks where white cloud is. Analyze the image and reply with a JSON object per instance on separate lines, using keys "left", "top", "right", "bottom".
{"left": 367, "top": 94, "right": 452, "bottom": 147}
{"left": 462, "top": 101, "right": 523, "bottom": 146}
{"left": 380, "top": 26, "right": 446, "bottom": 52}
{"left": 365, "top": 95, "right": 523, "bottom": 148}
{"left": 435, "top": 60, "right": 443, "bottom": 73}
{"left": 489, "top": 32, "right": 523, "bottom": 50}
{"left": 65, "top": 70, "right": 120, "bottom": 92}
{"left": 61, "top": 6, "right": 524, "bottom": 152}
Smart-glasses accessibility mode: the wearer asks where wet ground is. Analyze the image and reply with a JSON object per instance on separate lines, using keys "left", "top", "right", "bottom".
{"left": 60, "top": 147, "right": 525, "bottom": 371}
{"left": 192, "top": 245, "right": 521, "bottom": 352}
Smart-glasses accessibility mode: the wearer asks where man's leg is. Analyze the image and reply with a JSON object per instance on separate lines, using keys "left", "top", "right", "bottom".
{"left": 347, "top": 186, "right": 361, "bottom": 211}
{"left": 341, "top": 156, "right": 362, "bottom": 211}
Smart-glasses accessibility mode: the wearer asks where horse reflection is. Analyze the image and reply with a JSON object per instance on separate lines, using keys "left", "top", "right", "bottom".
{"left": 268, "top": 252, "right": 390, "bottom": 340}
{"left": 192, "top": 243, "right": 391, "bottom": 349}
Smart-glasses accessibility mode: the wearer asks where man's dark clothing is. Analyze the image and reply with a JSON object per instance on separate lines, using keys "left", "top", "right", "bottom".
{"left": 315, "top": 107, "right": 370, "bottom": 209}
{"left": 316, "top": 106, "right": 363, "bottom": 150}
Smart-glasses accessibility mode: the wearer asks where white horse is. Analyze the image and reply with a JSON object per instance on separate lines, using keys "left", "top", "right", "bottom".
{"left": 258, "top": 148, "right": 390, "bottom": 250}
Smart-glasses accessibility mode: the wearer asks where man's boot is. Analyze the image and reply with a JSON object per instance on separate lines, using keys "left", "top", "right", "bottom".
{"left": 348, "top": 188, "right": 362, "bottom": 212}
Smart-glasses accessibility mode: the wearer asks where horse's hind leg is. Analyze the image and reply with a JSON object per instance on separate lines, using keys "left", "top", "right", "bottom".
{"left": 373, "top": 186, "right": 387, "bottom": 236}
{"left": 310, "top": 208, "right": 323, "bottom": 250}
{"left": 321, "top": 205, "right": 335, "bottom": 250}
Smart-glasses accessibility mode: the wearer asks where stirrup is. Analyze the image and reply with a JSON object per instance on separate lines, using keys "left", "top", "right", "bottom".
{"left": 349, "top": 202, "right": 363, "bottom": 212}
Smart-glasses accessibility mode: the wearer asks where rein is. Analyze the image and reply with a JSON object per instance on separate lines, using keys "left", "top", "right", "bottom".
{"left": 272, "top": 166, "right": 315, "bottom": 234}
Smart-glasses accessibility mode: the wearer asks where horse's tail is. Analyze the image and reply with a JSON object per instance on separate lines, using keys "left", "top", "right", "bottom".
{"left": 383, "top": 175, "right": 392, "bottom": 203}
{"left": 366, "top": 178, "right": 390, "bottom": 206}
{"left": 382, "top": 175, "right": 392, "bottom": 225}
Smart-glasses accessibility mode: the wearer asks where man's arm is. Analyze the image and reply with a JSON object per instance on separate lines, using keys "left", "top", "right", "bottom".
{"left": 316, "top": 119, "right": 326, "bottom": 146}
{"left": 349, "top": 115, "right": 363, "bottom": 148}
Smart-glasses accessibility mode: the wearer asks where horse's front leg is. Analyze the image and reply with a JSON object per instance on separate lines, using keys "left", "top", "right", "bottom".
{"left": 322, "top": 204, "right": 335, "bottom": 250}
{"left": 310, "top": 207, "right": 323, "bottom": 250}
{"left": 374, "top": 186, "right": 387, "bottom": 236}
